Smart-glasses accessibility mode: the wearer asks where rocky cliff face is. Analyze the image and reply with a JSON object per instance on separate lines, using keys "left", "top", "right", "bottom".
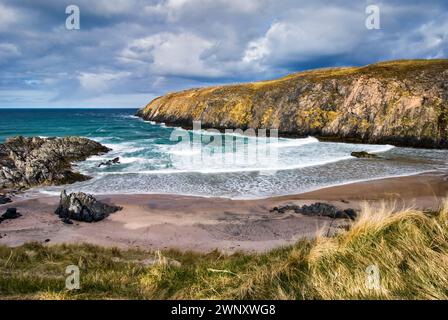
{"left": 0, "top": 136, "right": 110, "bottom": 190}
{"left": 137, "top": 59, "right": 448, "bottom": 148}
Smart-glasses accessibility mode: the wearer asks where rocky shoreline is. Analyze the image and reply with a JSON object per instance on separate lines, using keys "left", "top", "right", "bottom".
{"left": 0, "top": 136, "right": 110, "bottom": 193}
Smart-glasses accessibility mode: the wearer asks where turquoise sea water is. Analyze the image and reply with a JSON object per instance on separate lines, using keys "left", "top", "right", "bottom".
{"left": 1, "top": 108, "right": 447, "bottom": 199}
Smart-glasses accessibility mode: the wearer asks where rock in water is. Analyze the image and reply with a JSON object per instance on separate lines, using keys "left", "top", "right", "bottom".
{"left": 0, "top": 194, "right": 12, "bottom": 204}
{"left": 0, "top": 136, "right": 111, "bottom": 190}
{"left": 98, "top": 157, "right": 120, "bottom": 167}
{"left": 55, "top": 190, "right": 122, "bottom": 223}
{"left": 351, "top": 151, "right": 378, "bottom": 158}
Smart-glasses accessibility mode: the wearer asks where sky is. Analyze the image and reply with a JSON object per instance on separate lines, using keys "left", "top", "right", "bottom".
{"left": 0, "top": 0, "right": 447, "bottom": 108}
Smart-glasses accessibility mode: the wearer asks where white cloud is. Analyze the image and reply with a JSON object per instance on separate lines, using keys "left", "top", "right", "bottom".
{"left": 144, "top": 0, "right": 261, "bottom": 22}
{"left": 391, "top": 15, "right": 448, "bottom": 59}
{"left": 121, "top": 32, "right": 224, "bottom": 78}
{"left": 88, "top": 0, "right": 141, "bottom": 15}
{"left": 243, "top": 7, "right": 363, "bottom": 66}
{"left": 1, "top": 0, "right": 448, "bottom": 107}
{"left": 0, "top": 43, "right": 21, "bottom": 62}
{"left": 0, "top": 3, "right": 20, "bottom": 31}
{"left": 78, "top": 71, "right": 131, "bottom": 93}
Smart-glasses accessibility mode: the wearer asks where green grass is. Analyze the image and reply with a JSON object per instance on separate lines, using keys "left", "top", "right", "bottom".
{"left": 1, "top": 201, "right": 448, "bottom": 300}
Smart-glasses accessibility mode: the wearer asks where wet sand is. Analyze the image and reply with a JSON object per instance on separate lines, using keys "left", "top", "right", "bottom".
{"left": 0, "top": 172, "right": 447, "bottom": 253}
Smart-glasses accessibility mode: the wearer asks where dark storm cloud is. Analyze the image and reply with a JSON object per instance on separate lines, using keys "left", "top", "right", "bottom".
{"left": 0, "top": 0, "right": 446, "bottom": 107}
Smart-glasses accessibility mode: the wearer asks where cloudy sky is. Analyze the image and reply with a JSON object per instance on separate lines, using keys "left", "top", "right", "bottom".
{"left": 0, "top": 0, "right": 447, "bottom": 108}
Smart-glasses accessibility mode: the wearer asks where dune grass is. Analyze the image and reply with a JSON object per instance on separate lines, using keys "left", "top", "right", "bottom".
{"left": 1, "top": 201, "right": 447, "bottom": 300}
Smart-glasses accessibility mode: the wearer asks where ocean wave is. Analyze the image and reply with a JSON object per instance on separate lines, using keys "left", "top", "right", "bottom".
{"left": 166, "top": 148, "right": 202, "bottom": 156}
{"left": 96, "top": 155, "right": 354, "bottom": 175}
{"left": 87, "top": 137, "right": 396, "bottom": 175}
{"left": 119, "top": 156, "right": 156, "bottom": 164}
{"left": 271, "top": 136, "right": 319, "bottom": 148}
{"left": 41, "top": 168, "right": 433, "bottom": 200}
{"left": 369, "top": 144, "right": 395, "bottom": 153}
{"left": 103, "top": 143, "right": 146, "bottom": 153}
{"left": 120, "top": 115, "right": 140, "bottom": 119}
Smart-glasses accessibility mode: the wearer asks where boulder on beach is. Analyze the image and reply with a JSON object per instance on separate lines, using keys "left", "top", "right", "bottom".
{"left": 0, "top": 194, "right": 12, "bottom": 205}
{"left": 0, "top": 136, "right": 111, "bottom": 190}
{"left": 271, "top": 202, "right": 357, "bottom": 220}
{"left": 55, "top": 190, "right": 122, "bottom": 223}
{"left": 0, "top": 208, "right": 22, "bottom": 223}
{"left": 351, "top": 151, "right": 378, "bottom": 159}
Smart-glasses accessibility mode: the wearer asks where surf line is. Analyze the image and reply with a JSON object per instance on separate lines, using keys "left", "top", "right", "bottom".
{"left": 171, "top": 304, "right": 206, "bottom": 318}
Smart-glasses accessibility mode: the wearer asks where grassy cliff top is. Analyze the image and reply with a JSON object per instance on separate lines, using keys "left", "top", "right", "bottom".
{"left": 253, "top": 59, "right": 448, "bottom": 85}
{"left": 160, "top": 59, "right": 448, "bottom": 97}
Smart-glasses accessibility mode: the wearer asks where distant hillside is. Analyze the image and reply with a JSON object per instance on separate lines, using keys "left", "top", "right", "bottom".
{"left": 137, "top": 59, "right": 448, "bottom": 148}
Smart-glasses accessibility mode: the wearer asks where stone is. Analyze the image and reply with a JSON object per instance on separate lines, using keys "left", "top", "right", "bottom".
{"left": 98, "top": 157, "right": 120, "bottom": 167}
{"left": 0, "top": 194, "right": 12, "bottom": 204}
{"left": 351, "top": 151, "right": 378, "bottom": 159}
{"left": 271, "top": 202, "right": 357, "bottom": 220}
{"left": 0, "top": 136, "right": 111, "bottom": 190}
{"left": 0, "top": 207, "right": 22, "bottom": 222}
{"left": 62, "top": 217, "right": 73, "bottom": 225}
{"left": 55, "top": 190, "right": 122, "bottom": 223}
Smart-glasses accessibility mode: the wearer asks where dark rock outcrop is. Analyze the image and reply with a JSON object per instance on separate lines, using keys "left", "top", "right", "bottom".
{"left": 98, "top": 157, "right": 120, "bottom": 167}
{"left": 0, "top": 136, "right": 110, "bottom": 190}
{"left": 55, "top": 190, "right": 122, "bottom": 223}
{"left": 271, "top": 202, "right": 357, "bottom": 220}
{"left": 351, "top": 151, "right": 378, "bottom": 158}
{"left": 0, "top": 208, "right": 22, "bottom": 223}
{"left": 0, "top": 194, "right": 12, "bottom": 204}
{"left": 137, "top": 59, "right": 448, "bottom": 148}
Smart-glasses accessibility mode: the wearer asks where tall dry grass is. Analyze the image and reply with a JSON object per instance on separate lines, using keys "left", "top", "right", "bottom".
{"left": 1, "top": 201, "right": 447, "bottom": 299}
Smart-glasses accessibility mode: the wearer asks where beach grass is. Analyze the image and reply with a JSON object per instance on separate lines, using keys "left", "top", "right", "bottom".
{"left": 1, "top": 201, "right": 447, "bottom": 300}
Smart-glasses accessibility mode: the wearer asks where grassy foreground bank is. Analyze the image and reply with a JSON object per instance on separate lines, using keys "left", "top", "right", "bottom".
{"left": 1, "top": 202, "right": 447, "bottom": 300}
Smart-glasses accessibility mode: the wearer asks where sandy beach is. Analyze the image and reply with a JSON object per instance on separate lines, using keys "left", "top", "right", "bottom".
{"left": 1, "top": 171, "right": 447, "bottom": 253}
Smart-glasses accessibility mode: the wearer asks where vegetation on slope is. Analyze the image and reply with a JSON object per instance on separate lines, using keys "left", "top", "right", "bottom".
{"left": 138, "top": 59, "right": 448, "bottom": 148}
{"left": 1, "top": 202, "right": 448, "bottom": 300}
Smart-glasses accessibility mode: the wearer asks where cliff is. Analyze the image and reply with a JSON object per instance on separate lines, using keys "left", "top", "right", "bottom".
{"left": 137, "top": 59, "right": 448, "bottom": 148}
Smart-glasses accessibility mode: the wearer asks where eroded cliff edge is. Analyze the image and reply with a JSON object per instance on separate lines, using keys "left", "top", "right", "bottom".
{"left": 137, "top": 59, "right": 448, "bottom": 148}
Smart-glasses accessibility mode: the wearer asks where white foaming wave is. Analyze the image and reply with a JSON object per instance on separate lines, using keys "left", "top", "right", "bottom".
{"left": 35, "top": 169, "right": 432, "bottom": 200}
{"left": 103, "top": 143, "right": 146, "bottom": 154}
{"left": 86, "top": 155, "right": 108, "bottom": 161}
{"left": 161, "top": 128, "right": 318, "bottom": 148}
{"left": 186, "top": 127, "right": 288, "bottom": 142}
{"left": 82, "top": 140, "right": 150, "bottom": 163}
{"left": 167, "top": 149, "right": 202, "bottom": 156}
{"left": 154, "top": 136, "right": 318, "bottom": 163}
{"left": 96, "top": 141, "right": 395, "bottom": 175}
{"left": 369, "top": 144, "right": 395, "bottom": 153}
{"left": 96, "top": 154, "right": 354, "bottom": 175}
{"left": 320, "top": 140, "right": 395, "bottom": 154}
{"left": 35, "top": 190, "right": 61, "bottom": 196}
{"left": 119, "top": 156, "right": 155, "bottom": 164}
{"left": 270, "top": 136, "right": 319, "bottom": 148}
{"left": 121, "top": 115, "right": 140, "bottom": 119}
{"left": 141, "top": 120, "right": 157, "bottom": 125}
{"left": 86, "top": 136, "right": 112, "bottom": 143}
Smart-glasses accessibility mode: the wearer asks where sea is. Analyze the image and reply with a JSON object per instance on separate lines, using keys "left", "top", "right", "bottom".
{"left": 1, "top": 108, "right": 447, "bottom": 199}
